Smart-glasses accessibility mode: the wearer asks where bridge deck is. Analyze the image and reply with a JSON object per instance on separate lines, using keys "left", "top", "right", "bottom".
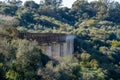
{"left": 19, "top": 33, "right": 67, "bottom": 44}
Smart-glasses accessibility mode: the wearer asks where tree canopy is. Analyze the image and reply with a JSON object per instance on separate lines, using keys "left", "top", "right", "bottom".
{"left": 0, "top": 0, "right": 120, "bottom": 80}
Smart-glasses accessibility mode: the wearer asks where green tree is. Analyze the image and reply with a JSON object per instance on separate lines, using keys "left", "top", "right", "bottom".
{"left": 107, "top": 2, "right": 120, "bottom": 23}
{"left": 24, "top": 1, "right": 39, "bottom": 9}
{"left": 7, "top": 0, "right": 22, "bottom": 6}
{"left": 72, "top": 0, "right": 91, "bottom": 20}
{"left": 0, "top": 63, "right": 6, "bottom": 80}
{"left": 6, "top": 69, "right": 19, "bottom": 80}
{"left": 90, "top": 1, "right": 108, "bottom": 20}
{"left": 15, "top": 40, "right": 43, "bottom": 79}
{"left": 40, "top": 0, "right": 62, "bottom": 8}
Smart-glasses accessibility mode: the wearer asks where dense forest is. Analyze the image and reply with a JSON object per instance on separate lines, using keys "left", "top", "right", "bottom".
{"left": 0, "top": 0, "right": 120, "bottom": 80}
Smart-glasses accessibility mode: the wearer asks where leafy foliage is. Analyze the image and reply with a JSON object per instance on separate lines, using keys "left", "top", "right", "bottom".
{"left": 0, "top": 0, "right": 120, "bottom": 80}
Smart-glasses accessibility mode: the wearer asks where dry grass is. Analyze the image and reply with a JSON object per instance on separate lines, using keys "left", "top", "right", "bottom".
{"left": 0, "top": 14, "right": 19, "bottom": 26}
{"left": 0, "top": 14, "right": 14, "bottom": 21}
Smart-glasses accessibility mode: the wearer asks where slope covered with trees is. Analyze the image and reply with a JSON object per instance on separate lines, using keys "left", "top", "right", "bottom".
{"left": 0, "top": 0, "right": 120, "bottom": 80}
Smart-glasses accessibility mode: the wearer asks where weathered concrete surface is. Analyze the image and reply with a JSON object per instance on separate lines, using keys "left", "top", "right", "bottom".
{"left": 39, "top": 35, "right": 75, "bottom": 59}
{"left": 19, "top": 32, "right": 75, "bottom": 59}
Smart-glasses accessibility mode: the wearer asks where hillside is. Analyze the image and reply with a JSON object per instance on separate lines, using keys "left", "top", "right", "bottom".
{"left": 0, "top": 0, "right": 120, "bottom": 80}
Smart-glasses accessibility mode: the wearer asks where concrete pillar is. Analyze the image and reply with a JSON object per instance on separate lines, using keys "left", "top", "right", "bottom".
{"left": 46, "top": 46, "right": 52, "bottom": 57}
{"left": 60, "top": 43, "right": 63, "bottom": 57}
{"left": 54, "top": 43, "right": 60, "bottom": 58}
{"left": 40, "top": 45, "right": 52, "bottom": 57}
{"left": 63, "top": 42, "right": 67, "bottom": 56}
{"left": 69, "top": 39, "right": 74, "bottom": 54}
{"left": 51, "top": 43, "right": 60, "bottom": 58}
{"left": 66, "top": 40, "right": 71, "bottom": 54}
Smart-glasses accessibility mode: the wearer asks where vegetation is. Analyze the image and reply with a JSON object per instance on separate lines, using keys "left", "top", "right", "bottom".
{"left": 0, "top": 0, "right": 120, "bottom": 80}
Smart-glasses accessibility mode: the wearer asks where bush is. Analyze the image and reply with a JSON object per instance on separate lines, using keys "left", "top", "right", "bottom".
{"left": 111, "top": 40, "right": 120, "bottom": 47}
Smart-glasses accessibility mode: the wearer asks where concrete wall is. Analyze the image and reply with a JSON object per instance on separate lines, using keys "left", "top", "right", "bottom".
{"left": 39, "top": 35, "right": 75, "bottom": 59}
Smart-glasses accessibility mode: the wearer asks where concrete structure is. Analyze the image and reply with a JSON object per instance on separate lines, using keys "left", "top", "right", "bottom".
{"left": 19, "top": 33, "right": 75, "bottom": 59}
